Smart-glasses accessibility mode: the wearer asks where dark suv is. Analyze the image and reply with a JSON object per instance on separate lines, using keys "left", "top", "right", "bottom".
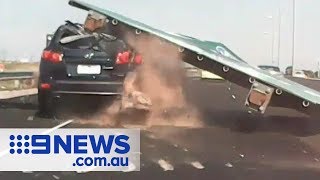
{"left": 38, "top": 21, "right": 142, "bottom": 116}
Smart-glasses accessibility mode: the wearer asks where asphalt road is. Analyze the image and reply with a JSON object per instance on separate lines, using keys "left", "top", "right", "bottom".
{"left": 1, "top": 79, "right": 320, "bottom": 180}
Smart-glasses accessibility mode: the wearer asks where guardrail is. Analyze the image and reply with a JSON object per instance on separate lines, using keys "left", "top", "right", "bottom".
{"left": 0, "top": 72, "right": 37, "bottom": 100}
{"left": 0, "top": 72, "right": 34, "bottom": 80}
{"left": 0, "top": 76, "right": 34, "bottom": 81}
{"left": 0, "top": 88, "right": 38, "bottom": 100}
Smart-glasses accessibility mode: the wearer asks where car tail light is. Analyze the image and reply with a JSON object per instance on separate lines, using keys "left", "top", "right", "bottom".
{"left": 40, "top": 83, "right": 51, "bottom": 89}
{"left": 116, "top": 51, "right": 143, "bottom": 65}
{"left": 116, "top": 51, "right": 130, "bottom": 65}
{"left": 134, "top": 54, "right": 143, "bottom": 65}
{"left": 42, "top": 50, "right": 63, "bottom": 63}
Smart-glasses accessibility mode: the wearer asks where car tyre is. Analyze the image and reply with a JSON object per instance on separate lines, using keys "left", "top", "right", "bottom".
{"left": 37, "top": 89, "right": 55, "bottom": 118}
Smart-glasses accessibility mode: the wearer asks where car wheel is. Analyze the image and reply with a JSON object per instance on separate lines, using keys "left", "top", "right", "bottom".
{"left": 37, "top": 89, "right": 55, "bottom": 118}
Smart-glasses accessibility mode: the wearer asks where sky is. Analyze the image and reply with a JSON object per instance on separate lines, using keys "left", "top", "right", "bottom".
{"left": 0, "top": 0, "right": 319, "bottom": 71}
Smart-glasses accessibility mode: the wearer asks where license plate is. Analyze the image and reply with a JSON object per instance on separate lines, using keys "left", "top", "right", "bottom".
{"left": 77, "top": 65, "right": 101, "bottom": 74}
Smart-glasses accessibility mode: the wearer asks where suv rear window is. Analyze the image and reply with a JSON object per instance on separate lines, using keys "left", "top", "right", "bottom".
{"left": 59, "top": 30, "right": 93, "bottom": 49}
{"left": 61, "top": 38, "right": 93, "bottom": 49}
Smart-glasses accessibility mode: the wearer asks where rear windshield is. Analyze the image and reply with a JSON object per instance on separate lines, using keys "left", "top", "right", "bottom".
{"left": 59, "top": 29, "right": 94, "bottom": 49}
{"left": 61, "top": 38, "right": 93, "bottom": 49}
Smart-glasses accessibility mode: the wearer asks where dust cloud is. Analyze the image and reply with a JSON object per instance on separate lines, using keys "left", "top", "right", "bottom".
{"left": 124, "top": 34, "right": 203, "bottom": 127}
{"left": 78, "top": 33, "right": 203, "bottom": 128}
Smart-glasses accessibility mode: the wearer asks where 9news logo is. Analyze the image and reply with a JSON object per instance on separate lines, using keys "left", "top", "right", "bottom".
{"left": 3, "top": 129, "right": 140, "bottom": 171}
{"left": 9, "top": 134, "right": 130, "bottom": 155}
{"left": 9, "top": 135, "right": 31, "bottom": 154}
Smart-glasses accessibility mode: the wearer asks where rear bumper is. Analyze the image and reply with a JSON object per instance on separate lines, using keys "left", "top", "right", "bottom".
{"left": 47, "top": 80, "right": 123, "bottom": 95}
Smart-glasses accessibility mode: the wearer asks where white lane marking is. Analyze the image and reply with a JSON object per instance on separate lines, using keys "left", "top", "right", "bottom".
{"left": 158, "top": 159, "right": 174, "bottom": 171}
{"left": 22, "top": 171, "right": 33, "bottom": 174}
{"left": 0, "top": 119, "right": 74, "bottom": 158}
{"left": 190, "top": 161, "right": 205, "bottom": 169}
{"left": 0, "top": 149, "right": 12, "bottom": 157}
{"left": 52, "top": 175, "right": 60, "bottom": 180}
{"left": 41, "top": 119, "right": 74, "bottom": 135}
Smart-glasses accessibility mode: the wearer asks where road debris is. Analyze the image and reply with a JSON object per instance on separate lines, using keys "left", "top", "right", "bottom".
{"left": 27, "top": 116, "right": 34, "bottom": 121}
{"left": 121, "top": 91, "right": 152, "bottom": 112}
{"left": 239, "top": 154, "right": 245, "bottom": 158}
{"left": 147, "top": 144, "right": 156, "bottom": 148}
{"left": 314, "top": 158, "right": 319, "bottom": 162}
{"left": 158, "top": 159, "right": 174, "bottom": 171}
{"left": 183, "top": 148, "right": 189, "bottom": 152}
{"left": 146, "top": 133, "right": 157, "bottom": 139}
{"left": 247, "top": 167, "right": 257, "bottom": 171}
{"left": 122, "top": 162, "right": 137, "bottom": 172}
{"left": 302, "top": 150, "right": 308, "bottom": 154}
{"left": 190, "top": 161, "right": 205, "bottom": 169}
{"left": 120, "top": 72, "right": 152, "bottom": 113}
{"left": 225, "top": 162, "right": 233, "bottom": 168}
